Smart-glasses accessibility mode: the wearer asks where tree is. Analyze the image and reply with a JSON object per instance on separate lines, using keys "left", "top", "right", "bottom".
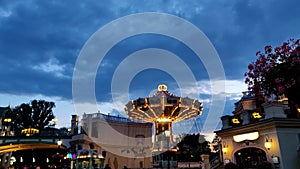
{"left": 211, "top": 135, "right": 221, "bottom": 153}
{"left": 245, "top": 38, "right": 300, "bottom": 117}
{"left": 176, "top": 134, "right": 211, "bottom": 162}
{"left": 7, "top": 99, "right": 56, "bottom": 131}
{"left": 59, "top": 127, "right": 71, "bottom": 136}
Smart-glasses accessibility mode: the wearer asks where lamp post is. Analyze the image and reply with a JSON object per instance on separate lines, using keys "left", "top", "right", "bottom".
{"left": 57, "top": 139, "right": 62, "bottom": 168}
{"left": 57, "top": 140, "right": 62, "bottom": 149}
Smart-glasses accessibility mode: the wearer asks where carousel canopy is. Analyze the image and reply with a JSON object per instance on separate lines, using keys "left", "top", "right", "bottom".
{"left": 125, "top": 84, "right": 203, "bottom": 122}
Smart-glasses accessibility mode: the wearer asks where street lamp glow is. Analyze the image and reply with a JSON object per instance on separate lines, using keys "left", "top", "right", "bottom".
{"left": 222, "top": 147, "right": 228, "bottom": 154}
{"left": 264, "top": 135, "right": 272, "bottom": 150}
{"left": 264, "top": 141, "right": 272, "bottom": 150}
{"left": 4, "top": 118, "right": 11, "bottom": 122}
{"left": 57, "top": 140, "right": 62, "bottom": 146}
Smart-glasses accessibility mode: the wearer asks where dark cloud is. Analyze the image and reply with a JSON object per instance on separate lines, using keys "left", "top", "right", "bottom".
{"left": 0, "top": 0, "right": 299, "bottom": 105}
{"left": 0, "top": 0, "right": 114, "bottom": 99}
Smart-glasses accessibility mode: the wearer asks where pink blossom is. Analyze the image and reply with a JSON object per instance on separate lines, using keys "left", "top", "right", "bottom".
{"left": 256, "top": 51, "right": 261, "bottom": 56}
{"left": 265, "top": 45, "right": 272, "bottom": 54}
{"left": 248, "top": 64, "right": 254, "bottom": 70}
{"left": 277, "top": 85, "right": 285, "bottom": 94}
{"left": 274, "top": 78, "right": 281, "bottom": 83}
{"left": 245, "top": 38, "right": 300, "bottom": 98}
{"left": 245, "top": 78, "right": 250, "bottom": 83}
{"left": 253, "top": 73, "right": 258, "bottom": 78}
{"left": 275, "top": 47, "right": 281, "bottom": 53}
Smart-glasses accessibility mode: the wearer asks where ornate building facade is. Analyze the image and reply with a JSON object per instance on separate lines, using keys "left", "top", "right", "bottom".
{"left": 216, "top": 92, "right": 300, "bottom": 169}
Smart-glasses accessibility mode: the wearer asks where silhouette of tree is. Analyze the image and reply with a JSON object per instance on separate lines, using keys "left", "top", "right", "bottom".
{"left": 7, "top": 100, "right": 56, "bottom": 131}
{"left": 59, "top": 127, "right": 71, "bottom": 136}
{"left": 177, "top": 134, "right": 211, "bottom": 162}
{"left": 211, "top": 135, "right": 221, "bottom": 152}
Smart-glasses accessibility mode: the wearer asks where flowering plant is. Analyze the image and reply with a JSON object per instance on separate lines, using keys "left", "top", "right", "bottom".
{"left": 245, "top": 38, "right": 300, "bottom": 115}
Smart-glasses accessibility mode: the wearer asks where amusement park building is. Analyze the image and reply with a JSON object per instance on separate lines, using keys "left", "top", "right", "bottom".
{"left": 215, "top": 92, "right": 300, "bottom": 169}
{"left": 74, "top": 112, "right": 153, "bottom": 169}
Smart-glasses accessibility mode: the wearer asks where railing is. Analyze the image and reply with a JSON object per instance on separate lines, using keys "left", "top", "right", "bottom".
{"left": 0, "top": 135, "right": 69, "bottom": 145}
{"left": 83, "top": 112, "right": 150, "bottom": 124}
{"left": 210, "top": 157, "right": 223, "bottom": 169}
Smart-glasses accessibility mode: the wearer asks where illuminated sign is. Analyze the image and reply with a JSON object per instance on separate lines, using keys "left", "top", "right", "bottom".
{"left": 233, "top": 131, "right": 259, "bottom": 142}
{"left": 21, "top": 128, "right": 39, "bottom": 136}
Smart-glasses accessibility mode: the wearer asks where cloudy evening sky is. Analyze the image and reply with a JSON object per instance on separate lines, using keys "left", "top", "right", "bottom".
{"left": 0, "top": 0, "right": 299, "bottom": 132}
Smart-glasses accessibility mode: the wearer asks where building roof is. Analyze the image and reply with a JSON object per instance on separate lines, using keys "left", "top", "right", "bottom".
{"left": 215, "top": 117, "right": 300, "bottom": 137}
